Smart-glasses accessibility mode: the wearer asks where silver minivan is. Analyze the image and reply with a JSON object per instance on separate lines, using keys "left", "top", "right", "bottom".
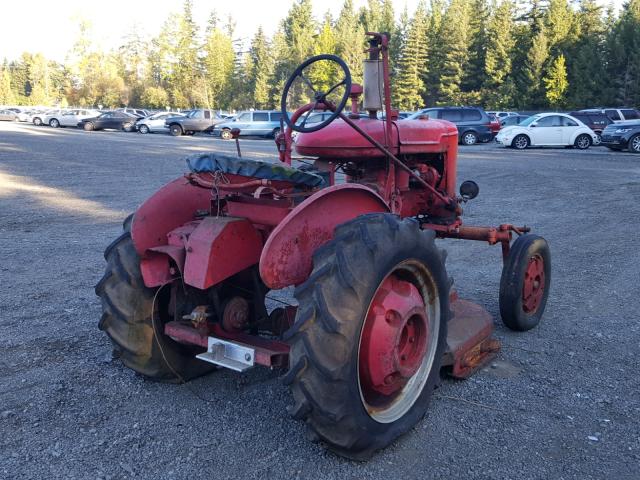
{"left": 215, "top": 110, "right": 286, "bottom": 139}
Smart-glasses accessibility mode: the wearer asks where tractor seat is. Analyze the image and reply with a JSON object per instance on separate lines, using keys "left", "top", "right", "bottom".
{"left": 186, "top": 153, "right": 324, "bottom": 188}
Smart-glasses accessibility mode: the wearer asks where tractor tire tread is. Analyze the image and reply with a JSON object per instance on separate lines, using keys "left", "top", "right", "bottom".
{"left": 285, "top": 213, "right": 449, "bottom": 460}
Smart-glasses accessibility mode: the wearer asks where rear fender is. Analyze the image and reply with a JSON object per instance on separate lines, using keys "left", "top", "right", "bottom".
{"left": 259, "top": 184, "right": 389, "bottom": 289}
{"left": 130, "top": 177, "right": 211, "bottom": 257}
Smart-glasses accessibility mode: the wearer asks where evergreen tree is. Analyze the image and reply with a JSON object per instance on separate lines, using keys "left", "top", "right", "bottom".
{"left": 483, "top": 0, "right": 516, "bottom": 108}
{"left": 565, "top": 0, "right": 608, "bottom": 108}
{"left": 249, "top": 27, "right": 275, "bottom": 109}
{"left": 607, "top": 0, "right": 640, "bottom": 106}
{"left": 544, "top": 54, "right": 568, "bottom": 108}
{"left": 423, "top": 0, "right": 445, "bottom": 105}
{"left": 335, "top": 0, "right": 365, "bottom": 83}
{"left": 524, "top": 19, "right": 550, "bottom": 108}
{"left": 394, "top": 1, "right": 429, "bottom": 109}
{"left": 434, "top": 0, "right": 472, "bottom": 104}
{"left": 0, "top": 63, "right": 15, "bottom": 105}
{"left": 463, "top": 0, "right": 490, "bottom": 95}
{"left": 202, "top": 14, "right": 236, "bottom": 109}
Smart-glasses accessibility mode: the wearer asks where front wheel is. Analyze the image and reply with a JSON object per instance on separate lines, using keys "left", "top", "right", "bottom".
{"left": 220, "top": 128, "right": 232, "bottom": 140}
{"left": 122, "top": 122, "right": 134, "bottom": 132}
{"left": 592, "top": 132, "right": 602, "bottom": 146}
{"left": 49, "top": 118, "right": 60, "bottom": 128}
{"left": 33, "top": 117, "right": 42, "bottom": 126}
{"left": 499, "top": 234, "right": 551, "bottom": 331}
{"left": 574, "top": 134, "right": 591, "bottom": 150}
{"left": 271, "top": 127, "right": 281, "bottom": 139}
{"left": 138, "top": 124, "right": 150, "bottom": 134}
{"left": 629, "top": 134, "right": 640, "bottom": 153}
{"left": 83, "top": 122, "right": 94, "bottom": 131}
{"left": 169, "top": 124, "right": 183, "bottom": 136}
{"left": 284, "top": 214, "right": 449, "bottom": 460}
{"left": 512, "top": 134, "right": 529, "bottom": 150}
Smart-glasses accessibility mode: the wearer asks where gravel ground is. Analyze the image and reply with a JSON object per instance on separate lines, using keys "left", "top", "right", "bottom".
{"left": 1, "top": 122, "right": 639, "bottom": 480}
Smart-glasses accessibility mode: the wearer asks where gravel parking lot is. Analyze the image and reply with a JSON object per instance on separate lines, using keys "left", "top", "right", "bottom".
{"left": 1, "top": 122, "right": 639, "bottom": 479}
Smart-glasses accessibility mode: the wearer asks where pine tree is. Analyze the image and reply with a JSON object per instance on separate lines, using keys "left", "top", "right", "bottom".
{"left": 565, "top": 0, "right": 608, "bottom": 108}
{"left": 524, "top": 19, "right": 549, "bottom": 109}
{"left": 309, "top": 13, "right": 338, "bottom": 92}
{"left": 250, "top": 27, "right": 275, "bottom": 109}
{"left": 483, "top": 0, "right": 516, "bottom": 108}
{"left": 463, "top": 0, "right": 490, "bottom": 95}
{"left": 423, "top": 0, "right": 445, "bottom": 104}
{"left": 607, "top": 0, "right": 640, "bottom": 106}
{"left": 202, "top": 15, "right": 236, "bottom": 109}
{"left": 394, "top": 1, "right": 429, "bottom": 109}
{"left": 0, "top": 63, "right": 15, "bottom": 105}
{"left": 434, "top": 0, "right": 472, "bottom": 104}
{"left": 335, "top": 0, "right": 365, "bottom": 83}
{"left": 544, "top": 54, "right": 568, "bottom": 108}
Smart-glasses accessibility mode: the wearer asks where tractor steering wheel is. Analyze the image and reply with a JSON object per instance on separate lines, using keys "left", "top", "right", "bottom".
{"left": 281, "top": 54, "right": 352, "bottom": 133}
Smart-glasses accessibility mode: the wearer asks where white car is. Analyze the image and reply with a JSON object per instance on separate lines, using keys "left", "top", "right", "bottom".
{"left": 496, "top": 113, "right": 597, "bottom": 150}
{"left": 487, "top": 111, "right": 519, "bottom": 119}
{"left": 136, "top": 112, "right": 183, "bottom": 134}
{"left": 48, "top": 109, "right": 101, "bottom": 128}
{"left": 39, "top": 109, "right": 66, "bottom": 126}
{"left": 7, "top": 108, "right": 30, "bottom": 122}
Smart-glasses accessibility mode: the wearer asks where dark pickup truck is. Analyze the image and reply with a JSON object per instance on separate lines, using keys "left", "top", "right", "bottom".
{"left": 165, "top": 109, "right": 224, "bottom": 136}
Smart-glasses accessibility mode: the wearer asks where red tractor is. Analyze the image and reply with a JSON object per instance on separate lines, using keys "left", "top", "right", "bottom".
{"left": 96, "top": 33, "right": 550, "bottom": 459}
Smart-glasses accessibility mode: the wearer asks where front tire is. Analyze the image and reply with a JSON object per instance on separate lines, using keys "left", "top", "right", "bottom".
{"left": 221, "top": 128, "right": 232, "bottom": 140}
{"left": 271, "top": 127, "right": 281, "bottom": 139}
{"left": 499, "top": 234, "right": 551, "bottom": 332}
{"left": 138, "top": 124, "right": 150, "bottom": 134}
{"left": 95, "top": 220, "right": 214, "bottom": 381}
{"left": 284, "top": 214, "right": 449, "bottom": 459}
{"left": 83, "top": 122, "right": 94, "bottom": 131}
{"left": 33, "top": 117, "right": 42, "bottom": 126}
{"left": 574, "top": 134, "right": 591, "bottom": 150}
{"left": 169, "top": 124, "right": 183, "bottom": 136}
{"left": 512, "top": 134, "right": 529, "bottom": 150}
{"left": 593, "top": 132, "right": 602, "bottom": 146}
{"left": 49, "top": 118, "right": 60, "bottom": 128}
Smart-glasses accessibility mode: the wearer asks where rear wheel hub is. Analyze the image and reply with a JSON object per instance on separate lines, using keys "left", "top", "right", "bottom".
{"left": 522, "top": 254, "right": 545, "bottom": 313}
{"left": 359, "top": 275, "right": 429, "bottom": 400}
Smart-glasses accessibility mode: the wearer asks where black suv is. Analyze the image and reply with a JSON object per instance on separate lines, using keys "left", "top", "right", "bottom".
{"left": 600, "top": 121, "right": 640, "bottom": 153}
{"left": 407, "top": 107, "right": 493, "bottom": 145}
{"left": 569, "top": 111, "right": 613, "bottom": 145}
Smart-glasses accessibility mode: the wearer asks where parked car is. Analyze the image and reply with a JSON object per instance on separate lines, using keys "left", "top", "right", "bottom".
{"left": 48, "top": 109, "right": 101, "bottom": 128}
{"left": 568, "top": 111, "right": 613, "bottom": 145}
{"left": 78, "top": 111, "right": 137, "bottom": 131}
{"left": 30, "top": 110, "right": 53, "bottom": 125}
{"left": 487, "top": 111, "right": 519, "bottom": 119}
{"left": 7, "top": 107, "right": 29, "bottom": 122}
{"left": 500, "top": 115, "right": 530, "bottom": 127}
{"left": 488, "top": 114, "right": 501, "bottom": 138}
{"left": 165, "top": 109, "right": 224, "bottom": 136}
{"left": 579, "top": 108, "right": 640, "bottom": 123}
{"left": 0, "top": 109, "right": 19, "bottom": 121}
{"left": 495, "top": 112, "right": 597, "bottom": 150}
{"left": 136, "top": 112, "right": 183, "bottom": 134}
{"left": 407, "top": 107, "right": 494, "bottom": 145}
{"left": 116, "top": 107, "right": 150, "bottom": 118}
{"left": 214, "top": 110, "right": 286, "bottom": 140}
{"left": 600, "top": 120, "right": 640, "bottom": 153}
{"left": 40, "top": 109, "right": 66, "bottom": 126}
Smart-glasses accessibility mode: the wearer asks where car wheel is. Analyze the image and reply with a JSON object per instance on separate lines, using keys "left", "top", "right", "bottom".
{"left": 592, "top": 132, "right": 602, "bottom": 146}
{"left": 461, "top": 131, "right": 478, "bottom": 146}
{"left": 512, "top": 134, "right": 529, "bottom": 150}
{"left": 83, "top": 122, "right": 94, "bottom": 131}
{"left": 138, "top": 124, "right": 149, "bottom": 134}
{"left": 49, "top": 118, "right": 60, "bottom": 128}
{"left": 629, "top": 134, "right": 640, "bottom": 154}
{"left": 122, "top": 122, "right": 133, "bottom": 132}
{"left": 169, "top": 124, "right": 182, "bottom": 136}
{"left": 574, "top": 134, "right": 591, "bottom": 150}
{"left": 33, "top": 117, "right": 42, "bottom": 126}
{"left": 272, "top": 127, "right": 281, "bottom": 139}
{"left": 221, "top": 128, "right": 232, "bottom": 140}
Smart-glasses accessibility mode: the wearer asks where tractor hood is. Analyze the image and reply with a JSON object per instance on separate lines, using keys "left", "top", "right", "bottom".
{"left": 294, "top": 117, "right": 457, "bottom": 159}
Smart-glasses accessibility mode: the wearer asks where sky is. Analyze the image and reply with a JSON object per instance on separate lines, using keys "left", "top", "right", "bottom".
{"left": 0, "top": 0, "right": 624, "bottom": 63}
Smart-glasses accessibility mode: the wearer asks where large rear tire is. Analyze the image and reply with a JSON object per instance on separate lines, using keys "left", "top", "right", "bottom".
{"left": 283, "top": 214, "right": 449, "bottom": 460}
{"left": 95, "top": 218, "right": 214, "bottom": 381}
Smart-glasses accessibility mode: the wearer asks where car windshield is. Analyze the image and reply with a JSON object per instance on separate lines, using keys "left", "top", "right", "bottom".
{"left": 519, "top": 115, "right": 541, "bottom": 127}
